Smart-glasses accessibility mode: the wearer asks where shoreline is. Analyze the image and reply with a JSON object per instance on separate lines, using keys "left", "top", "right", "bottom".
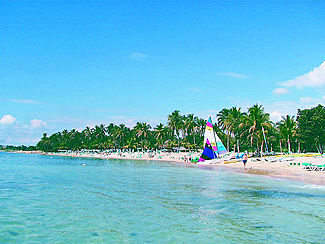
{"left": 8, "top": 150, "right": 325, "bottom": 186}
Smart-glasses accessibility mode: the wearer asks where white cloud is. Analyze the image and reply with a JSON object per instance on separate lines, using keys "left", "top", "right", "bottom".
{"left": 129, "top": 52, "right": 148, "bottom": 61}
{"left": 270, "top": 111, "right": 283, "bottom": 122}
{"left": 0, "top": 123, "right": 43, "bottom": 145}
{"left": 13, "top": 137, "right": 40, "bottom": 145}
{"left": 299, "top": 96, "right": 323, "bottom": 105}
{"left": 218, "top": 72, "right": 248, "bottom": 79}
{"left": 9, "top": 99, "right": 40, "bottom": 104}
{"left": 30, "top": 119, "right": 47, "bottom": 129}
{"left": 272, "top": 87, "right": 289, "bottom": 95}
{"left": 281, "top": 61, "right": 325, "bottom": 88}
{"left": 0, "top": 115, "right": 16, "bottom": 125}
{"left": 299, "top": 97, "right": 313, "bottom": 104}
{"left": 264, "top": 101, "right": 298, "bottom": 122}
{"left": 265, "top": 96, "right": 325, "bottom": 123}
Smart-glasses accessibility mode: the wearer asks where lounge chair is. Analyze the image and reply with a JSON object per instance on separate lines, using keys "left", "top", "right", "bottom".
{"left": 321, "top": 164, "right": 325, "bottom": 171}
{"left": 314, "top": 164, "right": 325, "bottom": 171}
{"left": 320, "top": 164, "right": 325, "bottom": 171}
{"left": 302, "top": 163, "right": 312, "bottom": 170}
{"left": 302, "top": 163, "right": 325, "bottom": 171}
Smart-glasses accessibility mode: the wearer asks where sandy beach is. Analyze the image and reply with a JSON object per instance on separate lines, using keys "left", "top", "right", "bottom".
{"left": 16, "top": 150, "right": 325, "bottom": 186}
{"left": 203, "top": 156, "right": 325, "bottom": 186}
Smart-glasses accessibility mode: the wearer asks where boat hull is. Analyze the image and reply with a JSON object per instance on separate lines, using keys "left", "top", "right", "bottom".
{"left": 197, "top": 158, "right": 224, "bottom": 165}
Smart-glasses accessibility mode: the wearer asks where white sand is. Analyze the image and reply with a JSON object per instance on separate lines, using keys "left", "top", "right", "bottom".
{"left": 211, "top": 156, "right": 325, "bottom": 185}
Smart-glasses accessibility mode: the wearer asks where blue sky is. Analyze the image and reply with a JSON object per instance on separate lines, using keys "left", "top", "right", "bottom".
{"left": 1, "top": 0, "right": 325, "bottom": 145}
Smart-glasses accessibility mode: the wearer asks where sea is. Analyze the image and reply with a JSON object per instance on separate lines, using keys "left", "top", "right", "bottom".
{"left": 0, "top": 151, "right": 324, "bottom": 243}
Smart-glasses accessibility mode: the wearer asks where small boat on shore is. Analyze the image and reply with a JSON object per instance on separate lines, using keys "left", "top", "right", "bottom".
{"left": 197, "top": 116, "right": 229, "bottom": 165}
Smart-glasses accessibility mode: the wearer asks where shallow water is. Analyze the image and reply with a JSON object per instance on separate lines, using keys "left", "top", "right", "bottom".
{"left": 0, "top": 152, "right": 325, "bottom": 243}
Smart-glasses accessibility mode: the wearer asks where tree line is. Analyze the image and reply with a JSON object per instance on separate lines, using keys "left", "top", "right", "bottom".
{"left": 36, "top": 104, "right": 325, "bottom": 154}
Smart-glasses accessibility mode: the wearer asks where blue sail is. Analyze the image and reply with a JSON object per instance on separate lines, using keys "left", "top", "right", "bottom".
{"left": 199, "top": 139, "right": 217, "bottom": 162}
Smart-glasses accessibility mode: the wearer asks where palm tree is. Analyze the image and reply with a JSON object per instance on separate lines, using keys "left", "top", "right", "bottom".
{"left": 240, "top": 104, "right": 272, "bottom": 154}
{"left": 183, "top": 114, "right": 196, "bottom": 145}
{"left": 37, "top": 133, "right": 50, "bottom": 152}
{"left": 106, "top": 123, "right": 115, "bottom": 136}
{"left": 195, "top": 117, "right": 207, "bottom": 147}
{"left": 168, "top": 110, "right": 183, "bottom": 151}
{"left": 133, "top": 122, "right": 151, "bottom": 148}
{"left": 114, "top": 124, "right": 128, "bottom": 148}
{"left": 217, "top": 107, "right": 244, "bottom": 152}
{"left": 82, "top": 127, "right": 92, "bottom": 149}
{"left": 277, "top": 115, "right": 297, "bottom": 153}
{"left": 217, "top": 108, "right": 231, "bottom": 151}
{"left": 154, "top": 123, "right": 166, "bottom": 149}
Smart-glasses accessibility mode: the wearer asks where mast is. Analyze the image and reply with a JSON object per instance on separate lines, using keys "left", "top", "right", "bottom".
{"left": 212, "top": 125, "right": 219, "bottom": 158}
{"left": 262, "top": 127, "right": 269, "bottom": 153}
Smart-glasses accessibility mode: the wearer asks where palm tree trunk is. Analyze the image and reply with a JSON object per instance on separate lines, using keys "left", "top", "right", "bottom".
{"left": 227, "top": 132, "right": 230, "bottom": 152}
{"left": 256, "top": 140, "right": 260, "bottom": 156}
{"left": 280, "top": 140, "right": 283, "bottom": 154}
{"left": 237, "top": 139, "right": 240, "bottom": 153}
{"left": 177, "top": 137, "right": 180, "bottom": 153}
{"left": 288, "top": 137, "right": 291, "bottom": 154}
{"left": 193, "top": 134, "right": 196, "bottom": 148}
{"left": 177, "top": 131, "right": 180, "bottom": 153}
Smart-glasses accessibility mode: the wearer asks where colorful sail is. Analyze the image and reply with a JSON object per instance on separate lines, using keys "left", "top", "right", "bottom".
{"left": 202, "top": 116, "right": 228, "bottom": 159}
{"left": 199, "top": 139, "right": 217, "bottom": 162}
{"left": 203, "top": 116, "right": 218, "bottom": 153}
{"left": 214, "top": 131, "right": 227, "bottom": 155}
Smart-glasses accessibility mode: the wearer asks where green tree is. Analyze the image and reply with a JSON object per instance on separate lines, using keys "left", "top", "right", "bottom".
{"left": 154, "top": 123, "right": 166, "bottom": 149}
{"left": 114, "top": 124, "right": 129, "bottom": 148}
{"left": 184, "top": 114, "right": 197, "bottom": 145}
{"left": 277, "top": 115, "right": 297, "bottom": 153}
{"left": 297, "top": 104, "right": 325, "bottom": 153}
{"left": 133, "top": 122, "right": 151, "bottom": 149}
{"left": 217, "top": 108, "right": 232, "bottom": 151}
{"left": 240, "top": 104, "right": 272, "bottom": 154}
{"left": 168, "top": 110, "right": 183, "bottom": 151}
{"left": 195, "top": 117, "right": 207, "bottom": 147}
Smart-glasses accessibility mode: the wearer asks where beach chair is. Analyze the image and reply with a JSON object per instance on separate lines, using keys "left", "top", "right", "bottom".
{"left": 302, "top": 163, "right": 312, "bottom": 171}
{"left": 307, "top": 164, "right": 324, "bottom": 171}
{"left": 315, "top": 164, "right": 321, "bottom": 171}
{"left": 314, "top": 164, "right": 325, "bottom": 171}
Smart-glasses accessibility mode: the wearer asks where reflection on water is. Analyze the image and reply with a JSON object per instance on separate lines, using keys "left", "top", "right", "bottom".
{"left": 0, "top": 152, "right": 325, "bottom": 243}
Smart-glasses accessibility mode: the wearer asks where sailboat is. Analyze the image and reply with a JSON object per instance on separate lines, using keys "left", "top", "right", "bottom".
{"left": 197, "top": 116, "right": 228, "bottom": 164}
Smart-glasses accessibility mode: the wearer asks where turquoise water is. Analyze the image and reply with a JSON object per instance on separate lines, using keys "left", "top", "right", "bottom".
{"left": 0, "top": 152, "right": 324, "bottom": 243}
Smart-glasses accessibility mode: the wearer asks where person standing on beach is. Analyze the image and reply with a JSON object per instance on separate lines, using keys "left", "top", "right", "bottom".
{"left": 243, "top": 153, "right": 248, "bottom": 170}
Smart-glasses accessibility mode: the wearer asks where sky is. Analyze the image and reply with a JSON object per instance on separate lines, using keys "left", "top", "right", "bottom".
{"left": 1, "top": 0, "right": 325, "bottom": 145}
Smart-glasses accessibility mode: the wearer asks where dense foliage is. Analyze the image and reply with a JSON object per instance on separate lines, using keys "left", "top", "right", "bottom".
{"left": 35, "top": 104, "right": 325, "bottom": 153}
{"left": 297, "top": 104, "right": 325, "bottom": 153}
{"left": 0, "top": 145, "right": 37, "bottom": 151}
